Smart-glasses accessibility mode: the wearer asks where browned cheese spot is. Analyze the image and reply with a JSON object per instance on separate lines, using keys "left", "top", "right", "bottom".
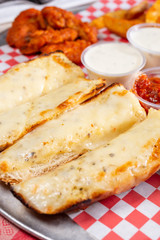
{"left": 52, "top": 55, "right": 71, "bottom": 68}
{"left": 0, "top": 161, "right": 9, "bottom": 172}
{"left": 46, "top": 206, "right": 53, "bottom": 214}
{"left": 81, "top": 82, "right": 107, "bottom": 105}
{"left": 113, "top": 90, "right": 128, "bottom": 96}
{"left": 31, "top": 184, "right": 38, "bottom": 195}
{"left": 57, "top": 100, "right": 70, "bottom": 110}
{"left": 40, "top": 109, "right": 53, "bottom": 117}
{"left": 28, "top": 119, "right": 47, "bottom": 132}
{"left": 14, "top": 67, "right": 20, "bottom": 72}
{"left": 91, "top": 190, "right": 107, "bottom": 200}
{"left": 96, "top": 171, "right": 105, "bottom": 181}
{"left": 74, "top": 91, "right": 82, "bottom": 96}
{"left": 143, "top": 138, "right": 155, "bottom": 150}
{"left": 149, "top": 138, "right": 160, "bottom": 163}
{"left": 113, "top": 161, "right": 137, "bottom": 176}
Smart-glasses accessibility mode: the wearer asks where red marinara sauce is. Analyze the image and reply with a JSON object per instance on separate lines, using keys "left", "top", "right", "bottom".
{"left": 133, "top": 73, "right": 160, "bottom": 105}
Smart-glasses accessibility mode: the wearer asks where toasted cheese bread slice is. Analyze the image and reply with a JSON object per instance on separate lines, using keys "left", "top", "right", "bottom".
{"left": 12, "top": 109, "right": 160, "bottom": 214}
{"left": 0, "top": 52, "right": 84, "bottom": 113}
{"left": 0, "top": 84, "right": 145, "bottom": 184}
{"left": 0, "top": 78, "right": 106, "bottom": 151}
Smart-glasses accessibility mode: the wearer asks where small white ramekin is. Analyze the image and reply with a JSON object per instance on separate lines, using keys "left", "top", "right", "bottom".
{"left": 127, "top": 23, "right": 160, "bottom": 68}
{"left": 81, "top": 41, "right": 145, "bottom": 89}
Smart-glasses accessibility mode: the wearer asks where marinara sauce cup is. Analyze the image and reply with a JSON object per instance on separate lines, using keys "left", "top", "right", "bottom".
{"left": 130, "top": 67, "right": 160, "bottom": 110}
{"left": 127, "top": 23, "right": 160, "bottom": 68}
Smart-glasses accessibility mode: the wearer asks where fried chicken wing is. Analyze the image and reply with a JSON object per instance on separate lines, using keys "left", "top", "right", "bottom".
{"left": 20, "top": 28, "right": 78, "bottom": 55}
{"left": 7, "top": 9, "right": 44, "bottom": 48}
{"left": 77, "top": 22, "right": 97, "bottom": 43}
{"left": 41, "top": 40, "right": 90, "bottom": 64}
{"left": 41, "top": 6, "right": 97, "bottom": 43}
{"left": 7, "top": 6, "right": 98, "bottom": 63}
{"left": 41, "top": 6, "right": 80, "bottom": 29}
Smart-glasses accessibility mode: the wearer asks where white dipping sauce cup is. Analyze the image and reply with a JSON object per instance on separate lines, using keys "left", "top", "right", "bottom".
{"left": 81, "top": 41, "right": 145, "bottom": 89}
{"left": 127, "top": 23, "right": 160, "bottom": 68}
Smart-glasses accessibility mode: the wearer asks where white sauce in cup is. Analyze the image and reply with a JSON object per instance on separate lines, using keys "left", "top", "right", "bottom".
{"left": 83, "top": 42, "right": 143, "bottom": 74}
{"left": 130, "top": 27, "right": 160, "bottom": 52}
{"left": 127, "top": 23, "right": 160, "bottom": 68}
{"left": 81, "top": 42, "right": 145, "bottom": 89}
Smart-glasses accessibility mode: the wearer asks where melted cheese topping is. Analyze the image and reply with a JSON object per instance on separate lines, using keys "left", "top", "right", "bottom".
{"left": 0, "top": 84, "right": 145, "bottom": 183}
{"left": 13, "top": 109, "right": 160, "bottom": 214}
{"left": 0, "top": 78, "right": 105, "bottom": 151}
{"left": 0, "top": 53, "right": 84, "bottom": 113}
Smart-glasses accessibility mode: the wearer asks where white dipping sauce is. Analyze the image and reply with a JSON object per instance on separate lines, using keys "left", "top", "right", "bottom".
{"left": 84, "top": 42, "right": 143, "bottom": 75}
{"left": 130, "top": 27, "right": 160, "bottom": 52}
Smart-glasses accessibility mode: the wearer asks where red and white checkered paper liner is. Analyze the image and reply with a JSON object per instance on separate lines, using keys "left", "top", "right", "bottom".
{"left": 0, "top": 0, "right": 160, "bottom": 240}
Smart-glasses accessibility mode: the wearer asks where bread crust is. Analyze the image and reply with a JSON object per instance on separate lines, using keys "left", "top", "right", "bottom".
{"left": 0, "top": 78, "right": 106, "bottom": 151}
{"left": 11, "top": 109, "right": 160, "bottom": 214}
{"left": 0, "top": 52, "right": 84, "bottom": 113}
{"left": 0, "top": 84, "right": 145, "bottom": 184}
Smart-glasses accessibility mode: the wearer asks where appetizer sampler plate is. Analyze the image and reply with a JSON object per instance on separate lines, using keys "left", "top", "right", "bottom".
{"left": 0, "top": 50, "right": 160, "bottom": 240}
{"left": 0, "top": 1, "right": 160, "bottom": 240}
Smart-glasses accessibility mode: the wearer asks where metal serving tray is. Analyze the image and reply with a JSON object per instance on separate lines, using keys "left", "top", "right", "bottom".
{"left": 0, "top": 182, "right": 95, "bottom": 240}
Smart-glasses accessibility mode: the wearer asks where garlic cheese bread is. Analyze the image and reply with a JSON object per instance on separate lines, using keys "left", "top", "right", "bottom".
{"left": 0, "top": 84, "right": 145, "bottom": 184}
{"left": 12, "top": 109, "right": 160, "bottom": 214}
{"left": 0, "top": 52, "right": 84, "bottom": 113}
{"left": 0, "top": 78, "right": 106, "bottom": 151}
